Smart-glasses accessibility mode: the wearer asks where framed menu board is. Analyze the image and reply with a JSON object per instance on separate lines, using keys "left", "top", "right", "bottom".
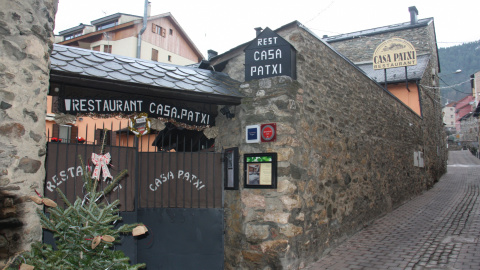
{"left": 244, "top": 153, "right": 277, "bottom": 189}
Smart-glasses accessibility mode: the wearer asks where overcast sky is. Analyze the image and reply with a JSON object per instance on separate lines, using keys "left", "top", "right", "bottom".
{"left": 54, "top": 0, "right": 480, "bottom": 57}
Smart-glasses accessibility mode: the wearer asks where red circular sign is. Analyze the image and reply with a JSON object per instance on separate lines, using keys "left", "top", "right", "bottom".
{"left": 261, "top": 124, "right": 276, "bottom": 141}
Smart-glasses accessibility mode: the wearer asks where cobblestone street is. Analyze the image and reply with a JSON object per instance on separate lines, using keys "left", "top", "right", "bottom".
{"left": 307, "top": 150, "right": 480, "bottom": 270}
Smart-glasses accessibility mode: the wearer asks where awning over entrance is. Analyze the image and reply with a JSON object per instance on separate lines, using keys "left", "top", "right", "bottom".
{"left": 49, "top": 44, "right": 243, "bottom": 126}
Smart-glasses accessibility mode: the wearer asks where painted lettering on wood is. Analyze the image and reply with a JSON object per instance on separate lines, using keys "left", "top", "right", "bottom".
{"left": 244, "top": 28, "right": 296, "bottom": 81}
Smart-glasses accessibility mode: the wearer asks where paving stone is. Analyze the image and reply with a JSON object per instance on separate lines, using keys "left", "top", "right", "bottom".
{"left": 306, "top": 151, "right": 480, "bottom": 269}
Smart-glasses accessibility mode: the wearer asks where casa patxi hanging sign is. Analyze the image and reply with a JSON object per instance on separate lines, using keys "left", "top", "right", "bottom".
{"left": 373, "top": 38, "right": 417, "bottom": 70}
{"left": 244, "top": 27, "right": 296, "bottom": 81}
{"left": 129, "top": 113, "right": 151, "bottom": 137}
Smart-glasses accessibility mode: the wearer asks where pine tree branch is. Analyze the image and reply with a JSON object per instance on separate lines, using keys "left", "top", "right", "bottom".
{"left": 104, "top": 169, "right": 128, "bottom": 195}
{"left": 55, "top": 188, "right": 73, "bottom": 208}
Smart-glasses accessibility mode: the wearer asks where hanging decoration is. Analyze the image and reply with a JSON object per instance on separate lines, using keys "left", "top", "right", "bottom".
{"left": 132, "top": 225, "right": 148, "bottom": 236}
{"left": 203, "top": 126, "right": 219, "bottom": 139}
{"left": 128, "top": 113, "right": 151, "bottom": 137}
{"left": 30, "top": 189, "right": 57, "bottom": 208}
{"left": 90, "top": 235, "right": 115, "bottom": 249}
{"left": 53, "top": 113, "right": 76, "bottom": 125}
{"left": 149, "top": 118, "right": 166, "bottom": 131}
{"left": 91, "top": 152, "right": 112, "bottom": 181}
{"left": 19, "top": 264, "right": 35, "bottom": 270}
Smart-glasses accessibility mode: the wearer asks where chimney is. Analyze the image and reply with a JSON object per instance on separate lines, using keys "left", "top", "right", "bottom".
{"left": 207, "top": 49, "right": 218, "bottom": 60}
{"left": 409, "top": 6, "right": 418, "bottom": 25}
{"left": 254, "top": 27, "right": 263, "bottom": 37}
{"left": 147, "top": 1, "right": 151, "bottom": 17}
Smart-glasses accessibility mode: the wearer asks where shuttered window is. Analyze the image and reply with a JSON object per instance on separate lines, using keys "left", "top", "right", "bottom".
{"left": 152, "top": 49, "right": 158, "bottom": 61}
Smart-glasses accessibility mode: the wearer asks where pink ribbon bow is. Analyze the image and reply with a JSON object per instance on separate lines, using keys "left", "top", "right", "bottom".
{"left": 91, "top": 153, "right": 112, "bottom": 181}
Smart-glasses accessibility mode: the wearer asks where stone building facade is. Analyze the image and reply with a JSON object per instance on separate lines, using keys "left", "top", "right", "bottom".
{"left": 459, "top": 113, "right": 479, "bottom": 148}
{"left": 213, "top": 19, "right": 446, "bottom": 269}
{"left": 0, "top": 2, "right": 447, "bottom": 269}
{"left": 0, "top": 0, "right": 58, "bottom": 267}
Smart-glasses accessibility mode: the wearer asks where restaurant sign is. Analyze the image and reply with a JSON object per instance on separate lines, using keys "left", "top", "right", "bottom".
{"left": 58, "top": 96, "right": 215, "bottom": 126}
{"left": 244, "top": 27, "right": 296, "bottom": 81}
{"left": 373, "top": 38, "right": 417, "bottom": 70}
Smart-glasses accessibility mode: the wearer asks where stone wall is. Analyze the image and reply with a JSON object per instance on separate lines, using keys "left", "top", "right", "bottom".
{"left": 215, "top": 24, "right": 446, "bottom": 269}
{"left": 0, "top": 0, "right": 58, "bottom": 267}
{"left": 327, "top": 23, "right": 438, "bottom": 63}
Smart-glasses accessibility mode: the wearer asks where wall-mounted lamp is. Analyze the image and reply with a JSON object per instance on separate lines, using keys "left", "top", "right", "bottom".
{"left": 220, "top": 106, "right": 235, "bottom": 119}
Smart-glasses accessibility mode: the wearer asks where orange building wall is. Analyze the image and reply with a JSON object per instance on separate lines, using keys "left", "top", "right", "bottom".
{"left": 387, "top": 83, "right": 422, "bottom": 116}
{"left": 46, "top": 96, "right": 158, "bottom": 152}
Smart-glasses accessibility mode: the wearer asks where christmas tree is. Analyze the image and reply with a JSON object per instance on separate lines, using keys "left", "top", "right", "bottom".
{"left": 10, "top": 131, "right": 147, "bottom": 270}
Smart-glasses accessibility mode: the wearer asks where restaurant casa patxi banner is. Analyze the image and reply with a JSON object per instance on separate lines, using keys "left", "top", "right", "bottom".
{"left": 58, "top": 96, "right": 215, "bottom": 127}
{"left": 373, "top": 38, "right": 417, "bottom": 70}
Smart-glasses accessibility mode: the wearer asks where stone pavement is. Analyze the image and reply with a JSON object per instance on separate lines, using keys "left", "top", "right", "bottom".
{"left": 306, "top": 150, "right": 480, "bottom": 270}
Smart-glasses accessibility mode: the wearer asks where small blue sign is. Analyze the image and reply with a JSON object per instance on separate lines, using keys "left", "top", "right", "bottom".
{"left": 246, "top": 125, "right": 260, "bottom": 143}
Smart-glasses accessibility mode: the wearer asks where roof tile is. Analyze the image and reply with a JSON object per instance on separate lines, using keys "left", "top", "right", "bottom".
{"left": 177, "top": 67, "right": 198, "bottom": 76}
{"left": 153, "top": 79, "right": 176, "bottom": 88}
{"left": 52, "top": 53, "right": 75, "bottom": 62}
{"left": 136, "top": 60, "right": 157, "bottom": 68}
{"left": 84, "top": 67, "right": 108, "bottom": 77}
{"left": 95, "top": 53, "right": 115, "bottom": 61}
{"left": 123, "top": 64, "right": 144, "bottom": 74}
{"left": 76, "top": 57, "right": 97, "bottom": 67}
{"left": 84, "top": 54, "right": 108, "bottom": 63}
{"left": 131, "top": 74, "right": 155, "bottom": 84}
{"left": 50, "top": 44, "right": 243, "bottom": 100}
{"left": 107, "top": 71, "right": 132, "bottom": 81}
{"left": 175, "top": 81, "right": 196, "bottom": 91}
{"left": 115, "top": 56, "right": 136, "bottom": 63}
{"left": 130, "top": 62, "right": 151, "bottom": 70}
{"left": 101, "top": 61, "right": 124, "bottom": 71}
{"left": 165, "top": 71, "right": 185, "bottom": 81}
{"left": 145, "top": 69, "right": 165, "bottom": 77}
{"left": 58, "top": 64, "right": 84, "bottom": 73}
{"left": 69, "top": 48, "right": 92, "bottom": 56}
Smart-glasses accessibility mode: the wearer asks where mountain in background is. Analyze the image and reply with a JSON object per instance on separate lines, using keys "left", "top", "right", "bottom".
{"left": 438, "top": 40, "right": 480, "bottom": 106}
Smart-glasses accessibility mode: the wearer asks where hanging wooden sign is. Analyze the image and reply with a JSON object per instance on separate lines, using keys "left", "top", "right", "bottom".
{"left": 244, "top": 28, "right": 296, "bottom": 81}
{"left": 57, "top": 97, "right": 214, "bottom": 127}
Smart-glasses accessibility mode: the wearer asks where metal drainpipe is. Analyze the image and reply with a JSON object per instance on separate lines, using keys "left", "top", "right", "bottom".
{"left": 136, "top": 0, "right": 149, "bottom": 58}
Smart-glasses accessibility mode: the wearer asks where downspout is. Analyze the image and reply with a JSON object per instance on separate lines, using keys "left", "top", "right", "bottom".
{"left": 405, "top": 66, "right": 411, "bottom": 92}
{"left": 136, "top": 0, "right": 149, "bottom": 58}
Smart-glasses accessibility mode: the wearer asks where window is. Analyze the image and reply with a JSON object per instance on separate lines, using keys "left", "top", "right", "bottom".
{"left": 51, "top": 124, "right": 78, "bottom": 143}
{"left": 64, "top": 31, "right": 83, "bottom": 41}
{"left": 104, "top": 45, "right": 112, "bottom": 53}
{"left": 97, "top": 21, "right": 118, "bottom": 30}
{"left": 169, "top": 29, "right": 173, "bottom": 35}
{"left": 151, "top": 49, "right": 158, "bottom": 61}
{"left": 58, "top": 125, "right": 71, "bottom": 143}
{"left": 95, "top": 129, "right": 112, "bottom": 146}
{"left": 92, "top": 45, "right": 100, "bottom": 51}
{"left": 168, "top": 55, "right": 172, "bottom": 62}
{"left": 152, "top": 23, "right": 166, "bottom": 37}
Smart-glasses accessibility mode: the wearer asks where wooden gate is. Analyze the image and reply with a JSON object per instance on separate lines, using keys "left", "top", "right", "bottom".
{"left": 44, "top": 126, "right": 224, "bottom": 269}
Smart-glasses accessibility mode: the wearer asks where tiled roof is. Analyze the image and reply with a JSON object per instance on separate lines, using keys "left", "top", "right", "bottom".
{"left": 50, "top": 44, "right": 243, "bottom": 100}
{"left": 356, "top": 54, "right": 430, "bottom": 84}
{"left": 58, "top": 23, "right": 90, "bottom": 35}
{"left": 323, "top": 18, "right": 433, "bottom": 43}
